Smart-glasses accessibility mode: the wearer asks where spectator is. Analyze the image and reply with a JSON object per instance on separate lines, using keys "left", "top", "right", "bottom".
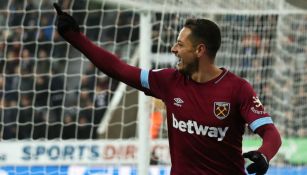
{"left": 18, "top": 94, "right": 33, "bottom": 139}
{"left": 77, "top": 108, "right": 93, "bottom": 139}
{"left": 2, "top": 100, "right": 18, "bottom": 139}
{"left": 49, "top": 68, "right": 65, "bottom": 121}
{"left": 32, "top": 108, "right": 47, "bottom": 139}
{"left": 150, "top": 98, "right": 165, "bottom": 139}
{"left": 62, "top": 112, "right": 77, "bottom": 139}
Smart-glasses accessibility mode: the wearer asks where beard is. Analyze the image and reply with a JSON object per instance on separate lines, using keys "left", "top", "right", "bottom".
{"left": 178, "top": 57, "right": 199, "bottom": 78}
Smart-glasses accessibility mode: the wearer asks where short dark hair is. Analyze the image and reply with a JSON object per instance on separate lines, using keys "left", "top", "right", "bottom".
{"left": 184, "top": 18, "right": 221, "bottom": 58}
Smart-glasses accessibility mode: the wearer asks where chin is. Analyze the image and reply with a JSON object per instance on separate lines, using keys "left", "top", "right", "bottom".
{"left": 176, "top": 66, "right": 184, "bottom": 73}
{"left": 176, "top": 63, "right": 183, "bottom": 70}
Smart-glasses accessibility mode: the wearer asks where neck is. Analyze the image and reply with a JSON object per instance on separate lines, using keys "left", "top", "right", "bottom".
{"left": 190, "top": 58, "right": 222, "bottom": 83}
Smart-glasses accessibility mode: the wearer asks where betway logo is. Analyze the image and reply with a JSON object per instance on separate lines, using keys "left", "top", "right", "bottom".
{"left": 172, "top": 114, "right": 229, "bottom": 141}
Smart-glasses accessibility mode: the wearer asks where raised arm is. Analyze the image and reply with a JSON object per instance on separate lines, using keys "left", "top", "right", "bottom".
{"left": 53, "top": 3, "right": 144, "bottom": 90}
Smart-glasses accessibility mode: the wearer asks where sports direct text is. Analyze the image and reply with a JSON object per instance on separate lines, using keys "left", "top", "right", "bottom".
{"left": 172, "top": 114, "right": 229, "bottom": 141}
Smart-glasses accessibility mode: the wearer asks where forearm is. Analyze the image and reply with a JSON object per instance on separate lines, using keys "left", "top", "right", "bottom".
{"left": 63, "top": 31, "right": 143, "bottom": 90}
{"left": 256, "top": 124, "right": 282, "bottom": 161}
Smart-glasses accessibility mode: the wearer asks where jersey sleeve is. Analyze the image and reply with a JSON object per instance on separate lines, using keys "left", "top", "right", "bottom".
{"left": 63, "top": 31, "right": 174, "bottom": 100}
{"left": 238, "top": 81, "right": 273, "bottom": 132}
{"left": 139, "top": 68, "right": 174, "bottom": 100}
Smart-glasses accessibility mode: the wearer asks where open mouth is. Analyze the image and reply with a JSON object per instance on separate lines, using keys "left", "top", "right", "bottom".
{"left": 176, "top": 57, "right": 182, "bottom": 66}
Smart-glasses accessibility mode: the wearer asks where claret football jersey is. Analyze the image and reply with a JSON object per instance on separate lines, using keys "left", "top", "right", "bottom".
{"left": 140, "top": 67, "right": 273, "bottom": 175}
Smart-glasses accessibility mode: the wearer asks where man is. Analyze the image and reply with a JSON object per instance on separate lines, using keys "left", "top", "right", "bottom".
{"left": 53, "top": 4, "right": 281, "bottom": 175}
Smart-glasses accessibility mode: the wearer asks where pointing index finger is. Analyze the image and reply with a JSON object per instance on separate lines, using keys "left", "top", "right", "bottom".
{"left": 53, "top": 3, "right": 63, "bottom": 15}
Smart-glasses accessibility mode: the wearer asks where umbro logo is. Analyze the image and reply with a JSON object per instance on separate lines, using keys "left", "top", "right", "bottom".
{"left": 174, "top": 98, "right": 184, "bottom": 107}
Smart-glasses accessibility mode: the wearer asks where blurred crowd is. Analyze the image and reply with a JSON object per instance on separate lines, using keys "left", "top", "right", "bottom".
{"left": 0, "top": 0, "right": 139, "bottom": 140}
{"left": 216, "top": 14, "right": 307, "bottom": 137}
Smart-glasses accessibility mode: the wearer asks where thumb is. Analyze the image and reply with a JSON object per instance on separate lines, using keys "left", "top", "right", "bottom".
{"left": 243, "top": 151, "right": 253, "bottom": 159}
{"left": 53, "top": 3, "right": 63, "bottom": 15}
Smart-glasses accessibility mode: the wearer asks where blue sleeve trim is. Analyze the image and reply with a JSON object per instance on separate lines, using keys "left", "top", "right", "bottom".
{"left": 249, "top": 117, "right": 273, "bottom": 132}
{"left": 140, "top": 69, "right": 150, "bottom": 89}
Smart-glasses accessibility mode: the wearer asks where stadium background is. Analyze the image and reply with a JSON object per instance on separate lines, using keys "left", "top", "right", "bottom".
{"left": 0, "top": 0, "right": 306, "bottom": 174}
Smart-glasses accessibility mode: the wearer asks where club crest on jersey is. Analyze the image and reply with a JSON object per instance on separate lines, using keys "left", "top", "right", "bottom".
{"left": 214, "top": 102, "right": 230, "bottom": 120}
{"left": 252, "top": 96, "right": 263, "bottom": 107}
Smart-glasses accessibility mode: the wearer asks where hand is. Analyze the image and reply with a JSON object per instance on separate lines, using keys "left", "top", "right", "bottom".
{"left": 53, "top": 3, "right": 79, "bottom": 37}
{"left": 243, "top": 151, "right": 269, "bottom": 175}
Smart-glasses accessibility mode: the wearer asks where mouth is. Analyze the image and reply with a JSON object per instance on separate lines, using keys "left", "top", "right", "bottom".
{"left": 176, "top": 57, "right": 182, "bottom": 67}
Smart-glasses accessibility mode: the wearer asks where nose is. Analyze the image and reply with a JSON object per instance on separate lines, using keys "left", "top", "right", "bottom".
{"left": 171, "top": 44, "right": 177, "bottom": 55}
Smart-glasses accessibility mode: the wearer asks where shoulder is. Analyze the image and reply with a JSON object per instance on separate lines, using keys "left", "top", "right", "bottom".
{"left": 223, "top": 70, "right": 249, "bottom": 87}
{"left": 144, "top": 68, "right": 179, "bottom": 99}
{"left": 220, "top": 70, "right": 256, "bottom": 96}
{"left": 226, "top": 71, "right": 257, "bottom": 98}
{"left": 147, "top": 68, "right": 184, "bottom": 90}
{"left": 149, "top": 68, "right": 180, "bottom": 79}
{"left": 150, "top": 68, "right": 176, "bottom": 74}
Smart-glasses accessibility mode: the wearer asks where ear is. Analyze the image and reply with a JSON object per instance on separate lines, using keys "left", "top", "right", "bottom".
{"left": 195, "top": 43, "right": 206, "bottom": 57}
